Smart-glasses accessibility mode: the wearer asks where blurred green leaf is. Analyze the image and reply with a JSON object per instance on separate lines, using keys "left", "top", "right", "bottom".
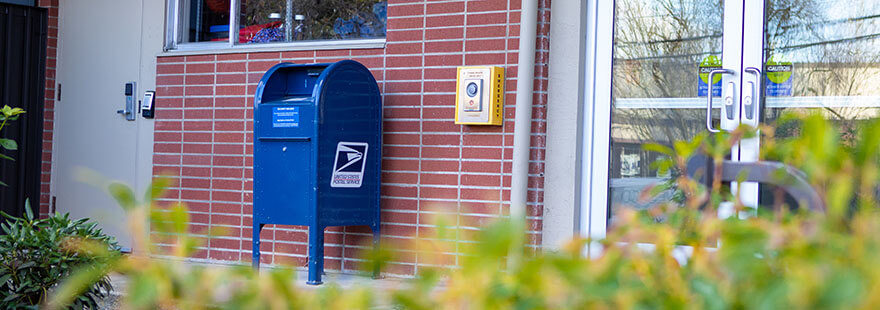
{"left": 643, "top": 142, "right": 673, "bottom": 156}
{"left": 143, "top": 177, "right": 172, "bottom": 204}
{"left": 108, "top": 182, "right": 137, "bottom": 211}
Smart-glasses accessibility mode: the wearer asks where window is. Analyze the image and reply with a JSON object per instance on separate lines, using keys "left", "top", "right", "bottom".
{"left": 166, "top": 0, "right": 387, "bottom": 50}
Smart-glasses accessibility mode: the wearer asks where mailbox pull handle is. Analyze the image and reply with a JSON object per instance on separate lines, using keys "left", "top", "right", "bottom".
{"left": 257, "top": 137, "right": 312, "bottom": 142}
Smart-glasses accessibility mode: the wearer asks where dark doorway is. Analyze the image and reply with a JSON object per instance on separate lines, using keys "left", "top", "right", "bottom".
{"left": 0, "top": 4, "right": 47, "bottom": 217}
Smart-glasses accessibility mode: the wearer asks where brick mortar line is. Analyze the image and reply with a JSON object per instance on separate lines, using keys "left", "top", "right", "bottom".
{"left": 155, "top": 156, "right": 531, "bottom": 163}
{"left": 239, "top": 57, "right": 254, "bottom": 262}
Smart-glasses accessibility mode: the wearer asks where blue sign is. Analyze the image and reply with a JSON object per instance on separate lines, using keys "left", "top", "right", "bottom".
{"left": 766, "top": 63, "right": 793, "bottom": 97}
{"left": 0, "top": 0, "right": 36, "bottom": 6}
{"left": 698, "top": 70, "right": 722, "bottom": 97}
{"left": 272, "top": 106, "right": 300, "bottom": 127}
{"left": 698, "top": 55, "right": 722, "bottom": 97}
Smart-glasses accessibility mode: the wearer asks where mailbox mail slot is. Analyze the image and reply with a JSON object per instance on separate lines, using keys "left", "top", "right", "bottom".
{"left": 252, "top": 60, "right": 382, "bottom": 285}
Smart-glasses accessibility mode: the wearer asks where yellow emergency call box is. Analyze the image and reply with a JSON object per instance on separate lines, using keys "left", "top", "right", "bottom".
{"left": 454, "top": 66, "right": 505, "bottom": 126}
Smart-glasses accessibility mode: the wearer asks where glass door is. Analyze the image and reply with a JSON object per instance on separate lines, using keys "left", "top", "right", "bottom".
{"left": 738, "top": 0, "right": 880, "bottom": 208}
{"left": 590, "top": 0, "right": 746, "bottom": 239}
{"left": 586, "top": 0, "right": 880, "bottom": 241}
{"left": 756, "top": 0, "right": 880, "bottom": 122}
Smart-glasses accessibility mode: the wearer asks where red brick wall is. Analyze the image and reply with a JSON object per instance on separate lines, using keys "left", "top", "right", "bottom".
{"left": 153, "top": 0, "right": 550, "bottom": 275}
{"left": 38, "top": 0, "right": 58, "bottom": 217}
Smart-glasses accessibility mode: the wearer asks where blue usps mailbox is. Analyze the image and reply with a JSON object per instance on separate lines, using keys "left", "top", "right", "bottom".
{"left": 252, "top": 60, "right": 382, "bottom": 285}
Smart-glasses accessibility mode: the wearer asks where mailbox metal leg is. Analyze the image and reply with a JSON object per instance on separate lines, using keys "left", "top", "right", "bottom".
{"left": 307, "top": 225, "right": 325, "bottom": 285}
{"left": 252, "top": 223, "right": 265, "bottom": 270}
{"left": 371, "top": 224, "right": 382, "bottom": 279}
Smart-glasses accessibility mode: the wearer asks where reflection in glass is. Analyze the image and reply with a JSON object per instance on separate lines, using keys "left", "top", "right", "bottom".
{"left": 240, "top": 0, "right": 387, "bottom": 44}
{"left": 763, "top": 0, "right": 880, "bottom": 139}
{"left": 181, "top": 0, "right": 388, "bottom": 44}
{"left": 185, "top": 0, "right": 231, "bottom": 43}
{"left": 608, "top": 0, "right": 723, "bottom": 225}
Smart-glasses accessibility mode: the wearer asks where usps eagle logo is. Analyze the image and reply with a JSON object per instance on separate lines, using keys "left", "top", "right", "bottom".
{"left": 331, "top": 142, "right": 368, "bottom": 188}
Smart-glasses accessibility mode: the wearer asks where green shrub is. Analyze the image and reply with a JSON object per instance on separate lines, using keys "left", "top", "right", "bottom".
{"left": 0, "top": 105, "right": 26, "bottom": 186}
{"left": 51, "top": 112, "right": 880, "bottom": 309}
{"left": 0, "top": 201, "right": 118, "bottom": 309}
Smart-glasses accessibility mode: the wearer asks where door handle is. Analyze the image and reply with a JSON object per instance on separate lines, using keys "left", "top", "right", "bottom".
{"left": 743, "top": 67, "right": 761, "bottom": 122}
{"left": 118, "top": 82, "right": 136, "bottom": 121}
{"left": 724, "top": 82, "right": 736, "bottom": 120}
{"left": 706, "top": 69, "right": 734, "bottom": 133}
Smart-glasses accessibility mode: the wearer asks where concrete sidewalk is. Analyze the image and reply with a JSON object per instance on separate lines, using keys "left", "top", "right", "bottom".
{"left": 99, "top": 264, "right": 413, "bottom": 309}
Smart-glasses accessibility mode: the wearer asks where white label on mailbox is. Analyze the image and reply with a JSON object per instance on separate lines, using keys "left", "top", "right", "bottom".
{"left": 272, "top": 106, "right": 300, "bottom": 128}
{"left": 331, "top": 142, "right": 368, "bottom": 188}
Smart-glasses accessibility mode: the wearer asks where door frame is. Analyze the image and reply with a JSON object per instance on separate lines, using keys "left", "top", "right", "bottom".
{"left": 578, "top": 0, "right": 613, "bottom": 253}
{"left": 542, "top": 0, "right": 589, "bottom": 249}
{"left": 51, "top": 0, "right": 163, "bottom": 248}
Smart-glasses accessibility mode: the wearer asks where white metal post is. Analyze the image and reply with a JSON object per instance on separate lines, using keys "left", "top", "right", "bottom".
{"left": 229, "top": 0, "right": 240, "bottom": 47}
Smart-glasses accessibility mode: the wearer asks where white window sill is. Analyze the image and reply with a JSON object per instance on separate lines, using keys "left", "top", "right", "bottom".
{"left": 159, "top": 38, "right": 386, "bottom": 56}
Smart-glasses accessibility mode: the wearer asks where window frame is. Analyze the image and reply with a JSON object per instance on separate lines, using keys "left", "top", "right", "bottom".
{"left": 164, "top": 0, "right": 386, "bottom": 53}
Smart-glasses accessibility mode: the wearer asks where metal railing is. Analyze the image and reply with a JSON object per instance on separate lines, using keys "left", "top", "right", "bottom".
{"left": 686, "top": 155, "right": 826, "bottom": 213}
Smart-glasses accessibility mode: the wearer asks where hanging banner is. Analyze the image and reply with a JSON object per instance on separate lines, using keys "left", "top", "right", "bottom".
{"left": 698, "top": 55, "right": 722, "bottom": 97}
{"left": 766, "top": 56, "right": 793, "bottom": 97}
